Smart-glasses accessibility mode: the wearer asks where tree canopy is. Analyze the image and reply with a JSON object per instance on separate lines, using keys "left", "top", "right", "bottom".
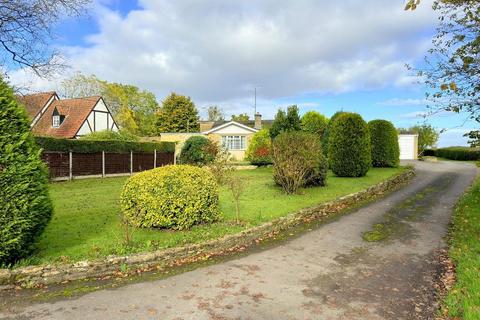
{"left": 270, "top": 105, "right": 301, "bottom": 139}
{"left": 301, "top": 111, "right": 329, "bottom": 137}
{"left": 207, "top": 106, "right": 225, "bottom": 121}
{"left": 156, "top": 93, "right": 200, "bottom": 133}
{"left": 231, "top": 113, "right": 250, "bottom": 122}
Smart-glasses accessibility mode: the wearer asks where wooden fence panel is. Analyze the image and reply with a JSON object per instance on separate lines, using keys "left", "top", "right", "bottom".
{"left": 72, "top": 153, "right": 102, "bottom": 176}
{"left": 133, "top": 153, "right": 154, "bottom": 172}
{"left": 105, "top": 153, "right": 130, "bottom": 174}
{"left": 41, "top": 152, "right": 69, "bottom": 179}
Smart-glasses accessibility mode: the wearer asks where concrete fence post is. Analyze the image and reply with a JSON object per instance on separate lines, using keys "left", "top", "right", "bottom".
{"left": 173, "top": 142, "right": 177, "bottom": 165}
{"left": 130, "top": 150, "right": 133, "bottom": 175}
{"left": 154, "top": 149, "right": 157, "bottom": 168}
{"left": 69, "top": 151, "right": 73, "bottom": 181}
{"left": 102, "top": 151, "right": 105, "bottom": 178}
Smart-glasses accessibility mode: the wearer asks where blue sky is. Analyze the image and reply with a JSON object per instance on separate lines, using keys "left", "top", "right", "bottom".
{"left": 10, "top": 0, "right": 476, "bottom": 146}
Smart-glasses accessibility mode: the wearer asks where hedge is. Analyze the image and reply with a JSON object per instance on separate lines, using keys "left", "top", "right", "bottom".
{"left": 120, "top": 165, "right": 219, "bottom": 230}
{"left": 245, "top": 128, "right": 273, "bottom": 166}
{"left": 432, "top": 147, "right": 480, "bottom": 161}
{"left": 329, "top": 112, "right": 371, "bottom": 177}
{"left": 35, "top": 136, "right": 175, "bottom": 153}
{"left": 178, "top": 136, "right": 217, "bottom": 166}
{"left": 368, "top": 119, "right": 400, "bottom": 167}
{"left": 0, "top": 78, "right": 53, "bottom": 265}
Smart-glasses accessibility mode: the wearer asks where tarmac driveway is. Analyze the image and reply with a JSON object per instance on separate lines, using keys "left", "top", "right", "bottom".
{"left": 1, "top": 160, "right": 477, "bottom": 320}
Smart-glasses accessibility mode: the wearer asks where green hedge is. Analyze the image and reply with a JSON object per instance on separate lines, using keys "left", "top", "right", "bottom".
{"left": 121, "top": 165, "right": 219, "bottom": 230}
{"left": 329, "top": 113, "right": 371, "bottom": 177}
{"left": 434, "top": 147, "right": 480, "bottom": 161}
{"left": 368, "top": 119, "right": 400, "bottom": 167}
{"left": 1, "top": 78, "right": 53, "bottom": 265}
{"left": 35, "top": 136, "right": 175, "bottom": 153}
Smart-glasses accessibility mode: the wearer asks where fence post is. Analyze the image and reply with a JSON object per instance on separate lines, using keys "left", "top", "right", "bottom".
{"left": 69, "top": 151, "right": 73, "bottom": 181}
{"left": 173, "top": 142, "right": 177, "bottom": 165}
{"left": 154, "top": 149, "right": 157, "bottom": 168}
{"left": 130, "top": 150, "right": 133, "bottom": 175}
{"left": 102, "top": 151, "right": 105, "bottom": 178}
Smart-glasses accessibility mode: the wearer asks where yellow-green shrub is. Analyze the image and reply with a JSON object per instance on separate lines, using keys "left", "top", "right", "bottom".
{"left": 120, "top": 165, "right": 219, "bottom": 230}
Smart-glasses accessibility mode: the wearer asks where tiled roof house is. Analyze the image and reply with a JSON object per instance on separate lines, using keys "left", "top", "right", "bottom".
{"left": 17, "top": 92, "right": 119, "bottom": 139}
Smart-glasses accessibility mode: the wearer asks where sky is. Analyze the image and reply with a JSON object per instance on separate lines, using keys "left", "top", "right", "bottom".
{"left": 8, "top": 0, "right": 477, "bottom": 147}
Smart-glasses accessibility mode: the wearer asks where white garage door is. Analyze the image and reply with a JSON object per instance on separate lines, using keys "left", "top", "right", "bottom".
{"left": 398, "top": 135, "right": 417, "bottom": 160}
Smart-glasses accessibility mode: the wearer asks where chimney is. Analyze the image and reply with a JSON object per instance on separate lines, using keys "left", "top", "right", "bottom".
{"left": 254, "top": 112, "right": 262, "bottom": 130}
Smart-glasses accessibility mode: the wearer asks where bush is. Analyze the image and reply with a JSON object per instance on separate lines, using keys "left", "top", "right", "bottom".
{"left": 120, "top": 165, "right": 219, "bottom": 230}
{"left": 368, "top": 120, "right": 400, "bottom": 167}
{"left": 301, "top": 111, "right": 329, "bottom": 137}
{"left": 0, "top": 78, "right": 53, "bottom": 265}
{"left": 269, "top": 105, "right": 301, "bottom": 139}
{"left": 322, "top": 111, "right": 345, "bottom": 155}
{"left": 245, "top": 128, "right": 272, "bottom": 165}
{"left": 329, "top": 113, "right": 371, "bottom": 177}
{"left": 272, "top": 131, "right": 327, "bottom": 194}
{"left": 178, "top": 136, "right": 217, "bottom": 166}
{"left": 80, "top": 129, "right": 140, "bottom": 142}
{"left": 35, "top": 136, "right": 174, "bottom": 153}
{"left": 435, "top": 147, "right": 480, "bottom": 160}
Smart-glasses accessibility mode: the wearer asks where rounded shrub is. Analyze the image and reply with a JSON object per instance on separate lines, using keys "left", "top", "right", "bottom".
{"left": 245, "top": 128, "right": 272, "bottom": 166}
{"left": 273, "top": 131, "right": 327, "bottom": 194}
{"left": 178, "top": 136, "right": 217, "bottom": 166}
{"left": 368, "top": 120, "right": 400, "bottom": 167}
{"left": 322, "top": 111, "right": 345, "bottom": 155}
{"left": 1, "top": 78, "right": 53, "bottom": 265}
{"left": 120, "top": 165, "right": 219, "bottom": 230}
{"left": 329, "top": 113, "right": 371, "bottom": 177}
{"left": 301, "top": 111, "right": 329, "bottom": 137}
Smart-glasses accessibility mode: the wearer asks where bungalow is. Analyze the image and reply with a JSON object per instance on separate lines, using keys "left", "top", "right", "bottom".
{"left": 17, "top": 91, "right": 119, "bottom": 139}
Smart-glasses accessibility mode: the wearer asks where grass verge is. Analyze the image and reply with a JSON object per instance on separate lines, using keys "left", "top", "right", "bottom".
{"left": 16, "top": 166, "right": 404, "bottom": 267}
{"left": 443, "top": 175, "right": 480, "bottom": 319}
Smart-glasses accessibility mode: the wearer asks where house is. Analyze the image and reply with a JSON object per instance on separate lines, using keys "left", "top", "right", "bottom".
{"left": 17, "top": 91, "right": 119, "bottom": 139}
{"left": 152, "top": 113, "right": 271, "bottom": 161}
{"left": 398, "top": 134, "right": 419, "bottom": 160}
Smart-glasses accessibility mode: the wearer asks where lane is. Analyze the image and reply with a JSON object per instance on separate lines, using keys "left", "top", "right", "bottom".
{"left": 1, "top": 161, "right": 477, "bottom": 320}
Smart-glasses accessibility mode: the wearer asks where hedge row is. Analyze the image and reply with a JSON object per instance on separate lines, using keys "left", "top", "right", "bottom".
{"left": 427, "top": 147, "right": 480, "bottom": 161}
{"left": 35, "top": 136, "right": 175, "bottom": 154}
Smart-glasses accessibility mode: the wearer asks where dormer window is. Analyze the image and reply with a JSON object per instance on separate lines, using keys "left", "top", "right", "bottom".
{"left": 52, "top": 115, "right": 60, "bottom": 128}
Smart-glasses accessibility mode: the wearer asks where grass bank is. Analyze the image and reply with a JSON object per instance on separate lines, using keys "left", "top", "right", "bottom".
{"left": 443, "top": 175, "right": 480, "bottom": 319}
{"left": 19, "top": 166, "right": 404, "bottom": 266}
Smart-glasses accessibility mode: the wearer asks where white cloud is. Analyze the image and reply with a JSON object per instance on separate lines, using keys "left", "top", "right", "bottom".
{"left": 378, "top": 98, "right": 428, "bottom": 106}
{"left": 10, "top": 0, "right": 437, "bottom": 113}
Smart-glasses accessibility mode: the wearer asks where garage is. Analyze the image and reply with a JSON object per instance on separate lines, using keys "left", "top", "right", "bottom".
{"left": 398, "top": 134, "right": 418, "bottom": 160}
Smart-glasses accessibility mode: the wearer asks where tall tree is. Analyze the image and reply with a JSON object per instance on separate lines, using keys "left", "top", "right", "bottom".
{"left": 207, "top": 106, "right": 225, "bottom": 121}
{"left": 61, "top": 73, "right": 159, "bottom": 135}
{"left": 270, "top": 105, "right": 301, "bottom": 139}
{"left": 156, "top": 93, "right": 200, "bottom": 133}
{"left": 0, "top": 0, "right": 90, "bottom": 76}
{"left": 413, "top": 1, "right": 479, "bottom": 144}
{"left": 301, "top": 111, "right": 329, "bottom": 137}
{"left": 231, "top": 113, "right": 250, "bottom": 122}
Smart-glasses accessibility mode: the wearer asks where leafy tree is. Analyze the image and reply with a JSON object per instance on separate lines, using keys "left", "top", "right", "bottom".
{"left": 157, "top": 93, "right": 200, "bottom": 133}
{"left": 270, "top": 105, "right": 301, "bottom": 139}
{"left": 400, "top": 123, "right": 440, "bottom": 156}
{"left": 61, "top": 73, "right": 159, "bottom": 135}
{"left": 231, "top": 113, "right": 250, "bottom": 122}
{"left": 245, "top": 128, "right": 272, "bottom": 165}
{"left": 412, "top": 1, "right": 480, "bottom": 145}
{"left": 464, "top": 130, "right": 480, "bottom": 147}
{"left": 301, "top": 111, "right": 329, "bottom": 137}
{"left": 207, "top": 106, "right": 225, "bottom": 121}
{"left": 0, "top": 0, "right": 90, "bottom": 76}
{"left": 0, "top": 77, "right": 53, "bottom": 264}
{"left": 178, "top": 136, "right": 216, "bottom": 166}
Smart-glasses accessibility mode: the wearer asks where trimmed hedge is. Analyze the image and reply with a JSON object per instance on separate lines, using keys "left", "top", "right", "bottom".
{"left": 1, "top": 78, "right": 53, "bottom": 265}
{"left": 120, "top": 165, "right": 219, "bottom": 230}
{"left": 329, "top": 113, "right": 371, "bottom": 177}
{"left": 178, "top": 136, "right": 217, "bottom": 166}
{"left": 368, "top": 120, "right": 400, "bottom": 167}
{"left": 434, "top": 147, "right": 480, "bottom": 161}
{"left": 35, "top": 136, "right": 175, "bottom": 153}
{"left": 322, "top": 111, "right": 345, "bottom": 155}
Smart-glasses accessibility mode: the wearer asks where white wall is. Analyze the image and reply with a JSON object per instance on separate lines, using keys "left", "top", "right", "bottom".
{"left": 399, "top": 134, "right": 418, "bottom": 160}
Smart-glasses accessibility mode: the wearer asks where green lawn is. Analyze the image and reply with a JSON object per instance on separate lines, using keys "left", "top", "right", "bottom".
{"left": 19, "top": 166, "right": 404, "bottom": 266}
{"left": 444, "top": 175, "right": 480, "bottom": 319}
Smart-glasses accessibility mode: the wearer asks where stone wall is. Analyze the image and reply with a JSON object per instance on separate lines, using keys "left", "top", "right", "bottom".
{"left": 0, "top": 167, "right": 415, "bottom": 289}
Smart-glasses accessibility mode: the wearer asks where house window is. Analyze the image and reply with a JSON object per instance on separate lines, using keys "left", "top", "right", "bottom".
{"left": 52, "top": 115, "right": 60, "bottom": 128}
{"left": 222, "top": 135, "right": 246, "bottom": 150}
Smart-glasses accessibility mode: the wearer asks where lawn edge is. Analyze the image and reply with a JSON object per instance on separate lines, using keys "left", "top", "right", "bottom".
{"left": 0, "top": 167, "right": 415, "bottom": 289}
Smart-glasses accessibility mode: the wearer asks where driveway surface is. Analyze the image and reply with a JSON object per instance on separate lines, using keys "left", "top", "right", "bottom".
{"left": 1, "top": 161, "right": 477, "bottom": 320}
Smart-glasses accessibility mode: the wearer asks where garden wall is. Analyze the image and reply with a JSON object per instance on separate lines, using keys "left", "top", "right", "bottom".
{"left": 0, "top": 167, "right": 415, "bottom": 289}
